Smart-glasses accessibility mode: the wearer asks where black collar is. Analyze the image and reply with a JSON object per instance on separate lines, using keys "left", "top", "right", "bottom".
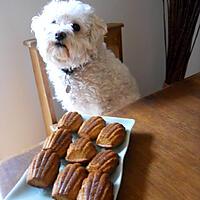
{"left": 61, "top": 61, "right": 90, "bottom": 75}
{"left": 61, "top": 68, "right": 74, "bottom": 75}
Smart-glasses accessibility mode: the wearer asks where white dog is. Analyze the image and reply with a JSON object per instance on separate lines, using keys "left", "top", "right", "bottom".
{"left": 31, "top": 0, "right": 140, "bottom": 115}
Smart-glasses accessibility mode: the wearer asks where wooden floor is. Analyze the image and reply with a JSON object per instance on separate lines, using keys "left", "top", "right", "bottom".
{"left": 112, "top": 73, "right": 200, "bottom": 200}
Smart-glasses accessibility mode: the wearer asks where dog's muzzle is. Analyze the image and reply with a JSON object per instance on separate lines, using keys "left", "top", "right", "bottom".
{"left": 55, "top": 42, "right": 67, "bottom": 48}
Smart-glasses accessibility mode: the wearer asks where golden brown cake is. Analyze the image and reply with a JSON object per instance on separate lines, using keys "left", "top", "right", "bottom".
{"left": 52, "top": 163, "right": 87, "bottom": 200}
{"left": 86, "top": 150, "right": 119, "bottom": 174}
{"left": 26, "top": 149, "right": 60, "bottom": 188}
{"left": 57, "top": 112, "right": 83, "bottom": 132}
{"left": 43, "top": 129, "right": 72, "bottom": 158}
{"left": 66, "top": 138, "right": 97, "bottom": 163}
{"left": 77, "top": 171, "right": 113, "bottom": 200}
{"left": 78, "top": 116, "right": 106, "bottom": 140}
{"left": 96, "top": 123, "right": 126, "bottom": 148}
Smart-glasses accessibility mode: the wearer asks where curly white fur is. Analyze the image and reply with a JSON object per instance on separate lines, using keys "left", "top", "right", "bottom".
{"left": 31, "top": 0, "right": 140, "bottom": 115}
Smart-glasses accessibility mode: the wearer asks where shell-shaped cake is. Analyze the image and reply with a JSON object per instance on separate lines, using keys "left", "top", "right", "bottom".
{"left": 43, "top": 129, "right": 72, "bottom": 157}
{"left": 52, "top": 163, "right": 87, "bottom": 200}
{"left": 78, "top": 116, "right": 106, "bottom": 140}
{"left": 27, "top": 149, "right": 60, "bottom": 188}
{"left": 87, "top": 150, "right": 119, "bottom": 174}
{"left": 57, "top": 112, "right": 83, "bottom": 132}
{"left": 66, "top": 138, "right": 97, "bottom": 163}
{"left": 77, "top": 171, "right": 113, "bottom": 200}
{"left": 96, "top": 123, "right": 126, "bottom": 148}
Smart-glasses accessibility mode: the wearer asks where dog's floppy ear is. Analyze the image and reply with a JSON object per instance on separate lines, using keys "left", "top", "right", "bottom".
{"left": 90, "top": 14, "right": 107, "bottom": 43}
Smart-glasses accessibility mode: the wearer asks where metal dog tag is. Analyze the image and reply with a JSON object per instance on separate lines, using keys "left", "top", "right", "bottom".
{"left": 66, "top": 85, "right": 71, "bottom": 93}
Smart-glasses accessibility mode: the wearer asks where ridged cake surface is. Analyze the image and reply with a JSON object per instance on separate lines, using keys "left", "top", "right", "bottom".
{"left": 78, "top": 116, "right": 106, "bottom": 140}
{"left": 87, "top": 150, "right": 118, "bottom": 174}
{"left": 27, "top": 149, "right": 60, "bottom": 188}
{"left": 96, "top": 123, "right": 125, "bottom": 148}
{"left": 77, "top": 171, "right": 113, "bottom": 200}
{"left": 58, "top": 112, "right": 83, "bottom": 131}
{"left": 52, "top": 163, "right": 87, "bottom": 200}
{"left": 43, "top": 129, "right": 72, "bottom": 157}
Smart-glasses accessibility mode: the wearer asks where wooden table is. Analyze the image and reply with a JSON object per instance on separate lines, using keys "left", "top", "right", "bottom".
{"left": 113, "top": 73, "right": 200, "bottom": 200}
{"left": 1, "top": 74, "right": 199, "bottom": 199}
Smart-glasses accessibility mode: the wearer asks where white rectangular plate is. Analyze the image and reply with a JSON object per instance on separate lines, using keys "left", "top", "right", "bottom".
{"left": 5, "top": 115, "right": 135, "bottom": 200}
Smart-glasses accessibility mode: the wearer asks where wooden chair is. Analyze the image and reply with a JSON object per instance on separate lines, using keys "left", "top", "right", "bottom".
{"left": 23, "top": 23, "right": 124, "bottom": 136}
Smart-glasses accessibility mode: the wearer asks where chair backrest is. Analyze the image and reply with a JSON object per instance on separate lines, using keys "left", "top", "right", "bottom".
{"left": 24, "top": 23, "right": 124, "bottom": 135}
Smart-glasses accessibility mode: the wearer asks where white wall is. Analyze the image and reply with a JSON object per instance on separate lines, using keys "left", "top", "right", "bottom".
{"left": 0, "top": 0, "right": 200, "bottom": 160}
{"left": 187, "top": 31, "right": 200, "bottom": 76}
{"left": 0, "top": 0, "right": 48, "bottom": 160}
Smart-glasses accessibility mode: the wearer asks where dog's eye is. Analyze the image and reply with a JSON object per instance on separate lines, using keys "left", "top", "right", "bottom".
{"left": 72, "top": 23, "right": 80, "bottom": 32}
{"left": 51, "top": 20, "right": 56, "bottom": 24}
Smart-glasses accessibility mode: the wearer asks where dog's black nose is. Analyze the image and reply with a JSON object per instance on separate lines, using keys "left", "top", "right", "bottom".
{"left": 55, "top": 32, "right": 66, "bottom": 41}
